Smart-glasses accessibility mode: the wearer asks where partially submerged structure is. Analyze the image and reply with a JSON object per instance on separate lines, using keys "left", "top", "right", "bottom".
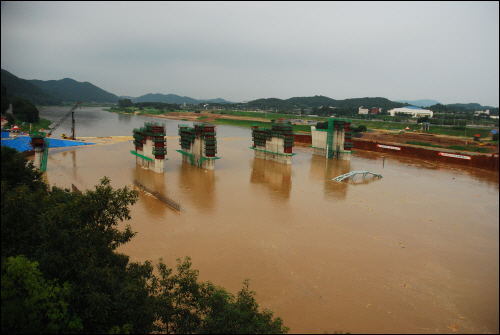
{"left": 131, "top": 122, "right": 167, "bottom": 173}
{"left": 250, "top": 121, "right": 295, "bottom": 164}
{"left": 30, "top": 131, "right": 49, "bottom": 171}
{"left": 310, "top": 118, "right": 353, "bottom": 160}
{"left": 177, "top": 123, "right": 219, "bottom": 170}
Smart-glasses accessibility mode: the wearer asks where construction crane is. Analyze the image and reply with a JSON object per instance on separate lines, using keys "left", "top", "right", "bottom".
{"left": 47, "top": 102, "right": 82, "bottom": 139}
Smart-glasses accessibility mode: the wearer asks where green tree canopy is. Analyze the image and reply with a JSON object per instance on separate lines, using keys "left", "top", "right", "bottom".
{"left": 118, "top": 99, "right": 133, "bottom": 108}
{"left": 1, "top": 147, "right": 289, "bottom": 334}
{"left": 1, "top": 146, "right": 46, "bottom": 192}
{"left": 5, "top": 113, "right": 15, "bottom": 127}
{"left": 1, "top": 255, "right": 83, "bottom": 333}
{"left": 11, "top": 98, "right": 40, "bottom": 123}
{"left": 1, "top": 83, "right": 10, "bottom": 115}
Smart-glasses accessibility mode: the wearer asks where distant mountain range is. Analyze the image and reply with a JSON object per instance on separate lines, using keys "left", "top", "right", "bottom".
{"left": 395, "top": 100, "right": 497, "bottom": 111}
{"left": 1, "top": 69, "right": 62, "bottom": 105}
{"left": 247, "top": 96, "right": 409, "bottom": 111}
{"left": 29, "top": 78, "right": 120, "bottom": 103}
{"left": 1, "top": 69, "right": 497, "bottom": 111}
{"left": 446, "top": 102, "right": 496, "bottom": 110}
{"left": 395, "top": 99, "right": 440, "bottom": 107}
{"left": 129, "top": 93, "right": 233, "bottom": 104}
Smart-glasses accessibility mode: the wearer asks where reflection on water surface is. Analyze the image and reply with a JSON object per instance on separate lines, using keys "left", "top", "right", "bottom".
{"left": 251, "top": 158, "right": 292, "bottom": 200}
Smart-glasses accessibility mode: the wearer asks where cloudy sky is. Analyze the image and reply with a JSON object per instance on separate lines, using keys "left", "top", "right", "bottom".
{"left": 1, "top": 1, "right": 499, "bottom": 106}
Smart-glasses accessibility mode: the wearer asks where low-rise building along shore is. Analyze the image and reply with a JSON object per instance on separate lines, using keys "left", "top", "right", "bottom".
{"left": 388, "top": 106, "right": 434, "bottom": 118}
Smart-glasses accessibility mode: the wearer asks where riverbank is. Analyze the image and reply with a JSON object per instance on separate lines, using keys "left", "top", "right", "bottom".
{"left": 138, "top": 109, "right": 499, "bottom": 155}
{"left": 293, "top": 134, "right": 499, "bottom": 171}
{"left": 353, "top": 138, "right": 499, "bottom": 171}
{"left": 4, "top": 117, "right": 52, "bottom": 132}
{"left": 128, "top": 109, "right": 498, "bottom": 145}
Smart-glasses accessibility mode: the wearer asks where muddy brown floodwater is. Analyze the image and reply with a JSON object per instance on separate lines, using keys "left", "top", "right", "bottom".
{"left": 44, "top": 128, "right": 498, "bottom": 334}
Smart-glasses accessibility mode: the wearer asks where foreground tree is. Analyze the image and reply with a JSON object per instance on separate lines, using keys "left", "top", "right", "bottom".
{"left": 1, "top": 255, "right": 83, "bottom": 333}
{"left": 153, "top": 257, "right": 288, "bottom": 333}
{"left": 1, "top": 146, "right": 46, "bottom": 192}
{"left": 1, "top": 147, "right": 289, "bottom": 333}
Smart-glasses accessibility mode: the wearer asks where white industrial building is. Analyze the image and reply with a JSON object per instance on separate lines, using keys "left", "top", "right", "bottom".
{"left": 358, "top": 106, "right": 369, "bottom": 114}
{"left": 388, "top": 106, "right": 433, "bottom": 118}
{"left": 474, "top": 110, "right": 490, "bottom": 116}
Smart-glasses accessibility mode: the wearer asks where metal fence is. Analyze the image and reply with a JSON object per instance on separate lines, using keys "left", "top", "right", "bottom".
{"left": 133, "top": 179, "right": 181, "bottom": 212}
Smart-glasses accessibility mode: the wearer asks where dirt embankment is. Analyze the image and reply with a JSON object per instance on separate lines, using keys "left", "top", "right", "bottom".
{"left": 144, "top": 111, "right": 271, "bottom": 124}
{"left": 361, "top": 132, "right": 462, "bottom": 146}
{"left": 359, "top": 131, "right": 499, "bottom": 154}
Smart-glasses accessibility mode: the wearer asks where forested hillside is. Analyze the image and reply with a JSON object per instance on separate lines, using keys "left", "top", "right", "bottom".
{"left": 1, "top": 69, "right": 62, "bottom": 106}
{"left": 29, "top": 78, "right": 119, "bottom": 103}
{"left": 428, "top": 103, "right": 499, "bottom": 115}
{"left": 132, "top": 93, "right": 232, "bottom": 104}
{"left": 395, "top": 99, "right": 439, "bottom": 107}
{"left": 247, "top": 95, "right": 408, "bottom": 111}
{"left": 133, "top": 93, "right": 199, "bottom": 104}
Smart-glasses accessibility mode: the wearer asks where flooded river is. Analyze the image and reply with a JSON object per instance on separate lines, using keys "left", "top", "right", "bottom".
{"left": 41, "top": 107, "right": 499, "bottom": 334}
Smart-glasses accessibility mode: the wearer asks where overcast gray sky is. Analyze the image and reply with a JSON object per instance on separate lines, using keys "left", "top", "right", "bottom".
{"left": 1, "top": 1, "right": 499, "bottom": 106}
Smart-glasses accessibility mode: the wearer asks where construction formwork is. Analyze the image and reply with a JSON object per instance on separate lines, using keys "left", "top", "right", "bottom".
{"left": 176, "top": 123, "right": 219, "bottom": 170}
{"left": 250, "top": 121, "right": 296, "bottom": 164}
{"left": 29, "top": 131, "right": 49, "bottom": 171}
{"left": 130, "top": 122, "right": 167, "bottom": 173}
{"left": 311, "top": 118, "right": 353, "bottom": 161}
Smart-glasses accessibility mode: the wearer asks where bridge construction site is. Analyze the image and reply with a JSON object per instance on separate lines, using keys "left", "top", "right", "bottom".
{"left": 310, "top": 118, "right": 354, "bottom": 160}
{"left": 250, "top": 120, "right": 296, "bottom": 164}
{"left": 177, "top": 122, "right": 219, "bottom": 170}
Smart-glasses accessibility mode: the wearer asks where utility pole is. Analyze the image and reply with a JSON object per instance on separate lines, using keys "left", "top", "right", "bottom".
{"left": 71, "top": 111, "right": 75, "bottom": 140}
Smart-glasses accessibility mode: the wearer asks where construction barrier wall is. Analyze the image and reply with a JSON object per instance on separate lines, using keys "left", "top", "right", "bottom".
{"left": 352, "top": 138, "right": 499, "bottom": 171}
{"left": 293, "top": 134, "right": 498, "bottom": 171}
{"left": 293, "top": 134, "right": 312, "bottom": 145}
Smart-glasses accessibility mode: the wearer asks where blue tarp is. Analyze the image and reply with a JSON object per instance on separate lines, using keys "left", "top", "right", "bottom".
{"left": 490, "top": 130, "right": 498, "bottom": 134}
{"left": 45, "top": 138, "right": 96, "bottom": 148}
{"left": 1, "top": 136, "right": 95, "bottom": 153}
{"left": 1, "top": 131, "right": 10, "bottom": 138}
{"left": 1, "top": 137, "right": 33, "bottom": 152}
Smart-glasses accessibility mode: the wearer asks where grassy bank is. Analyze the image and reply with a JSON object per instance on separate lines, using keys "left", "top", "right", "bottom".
{"left": 103, "top": 107, "right": 185, "bottom": 115}
{"left": 406, "top": 141, "right": 491, "bottom": 153}
{"left": 351, "top": 121, "right": 493, "bottom": 139}
{"left": 8, "top": 117, "right": 52, "bottom": 132}
{"left": 213, "top": 118, "right": 312, "bottom": 133}
{"left": 427, "top": 126, "right": 492, "bottom": 138}
{"left": 215, "top": 110, "right": 307, "bottom": 121}
{"left": 102, "top": 107, "right": 496, "bottom": 139}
